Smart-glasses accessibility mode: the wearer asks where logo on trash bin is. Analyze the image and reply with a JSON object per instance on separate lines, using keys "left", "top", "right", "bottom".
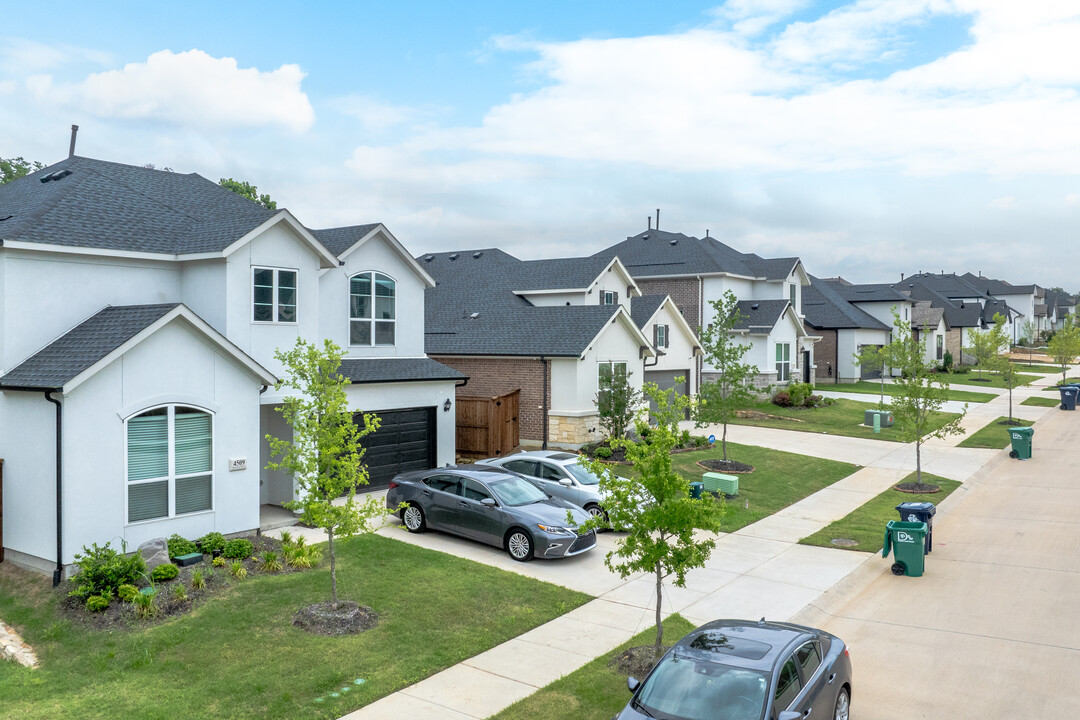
{"left": 897, "top": 531, "right": 914, "bottom": 543}
{"left": 906, "top": 513, "right": 918, "bottom": 522}
{"left": 1011, "top": 433, "right": 1022, "bottom": 440}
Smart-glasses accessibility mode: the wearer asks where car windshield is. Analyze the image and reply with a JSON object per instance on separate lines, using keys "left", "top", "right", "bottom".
{"left": 634, "top": 655, "right": 768, "bottom": 720}
{"left": 487, "top": 476, "right": 549, "bottom": 506}
{"left": 564, "top": 463, "right": 600, "bottom": 486}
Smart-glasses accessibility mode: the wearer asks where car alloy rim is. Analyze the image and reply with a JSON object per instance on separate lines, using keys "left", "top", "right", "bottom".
{"left": 587, "top": 506, "right": 604, "bottom": 518}
{"left": 508, "top": 533, "right": 530, "bottom": 558}
{"left": 404, "top": 506, "right": 422, "bottom": 530}
{"left": 835, "top": 691, "right": 849, "bottom": 720}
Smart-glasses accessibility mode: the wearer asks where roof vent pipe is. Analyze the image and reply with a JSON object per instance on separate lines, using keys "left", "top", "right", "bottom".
{"left": 647, "top": 216, "right": 651, "bottom": 231}
{"left": 68, "top": 124, "right": 79, "bottom": 158}
{"left": 706, "top": 229, "right": 710, "bottom": 238}
{"left": 655, "top": 208, "right": 660, "bottom": 231}
{"left": 900, "top": 272, "right": 904, "bottom": 281}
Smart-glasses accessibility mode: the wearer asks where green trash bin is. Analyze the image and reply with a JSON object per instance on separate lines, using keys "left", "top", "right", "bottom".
{"left": 882, "top": 520, "right": 928, "bottom": 577}
{"left": 1008, "top": 426, "right": 1033, "bottom": 460}
{"left": 689, "top": 481, "right": 704, "bottom": 499}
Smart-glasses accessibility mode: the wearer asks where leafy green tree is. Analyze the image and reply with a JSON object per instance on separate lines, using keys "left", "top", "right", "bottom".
{"left": 578, "top": 383, "right": 726, "bottom": 659}
{"left": 887, "top": 314, "right": 967, "bottom": 490}
{"left": 265, "top": 338, "right": 385, "bottom": 608}
{"left": 694, "top": 291, "right": 758, "bottom": 461}
{"left": 968, "top": 314, "right": 1008, "bottom": 380}
{"left": 1, "top": 156, "right": 44, "bottom": 185}
{"left": 989, "top": 353, "right": 1029, "bottom": 424}
{"left": 854, "top": 344, "right": 890, "bottom": 407}
{"left": 1048, "top": 321, "right": 1080, "bottom": 384}
{"left": 219, "top": 177, "right": 277, "bottom": 210}
{"left": 595, "top": 364, "right": 643, "bottom": 442}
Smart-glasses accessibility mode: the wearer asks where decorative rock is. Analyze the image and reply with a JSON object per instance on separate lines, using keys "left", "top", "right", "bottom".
{"left": 0, "top": 619, "right": 38, "bottom": 668}
{"left": 138, "top": 537, "right": 171, "bottom": 571}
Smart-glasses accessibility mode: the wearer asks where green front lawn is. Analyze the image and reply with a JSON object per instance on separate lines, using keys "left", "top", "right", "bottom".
{"left": 489, "top": 615, "right": 697, "bottom": 720}
{"left": 0, "top": 535, "right": 590, "bottom": 720}
{"left": 666, "top": 444, "right": 859, "bottom": 532}
{"left": 1010, "top": 362, "right": 1058, "bottom": 372}
{"left": 957, "top": 416, "right": 1034, "bottom": 449}
{"left": 822, "top": 380, "right": 996, "bottom": 403}
{"left": 1043, "top": 376, "right": 1080, "bottom": 390}
{"left": 799, "top": 473, "right": 959, "bottom": 554}
{"left": 727, "top": 398, "right": 960, "bottom": 442}
{"left": 1021, "top": 395, "right": 1060, "bottom": 407}
{"left": 948, "top": 368, "right": 1040, "bottom": 388}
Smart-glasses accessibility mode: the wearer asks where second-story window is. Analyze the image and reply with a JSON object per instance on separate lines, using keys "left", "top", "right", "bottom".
{"left": 601, "top": 290, "right": 618, "bottom": 305}
{"left": 351, "top": 272, "right": 396, "bottom": 346}
{"left": 654, "top": 324, "right": 669, "bottom": 348}
{"left": 252, "top": 267, "right": 297, "bottom": 323}
{"left": 789, "top": 283, "right": 797, "bottom": 308}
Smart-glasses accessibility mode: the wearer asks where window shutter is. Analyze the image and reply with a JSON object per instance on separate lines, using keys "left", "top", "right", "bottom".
{"left": 664, "top": 325, "right": 670, "bottom": 348}
{"left": 653, "top": 325, "right": 659, "bottom": 346}
{"left": 614, "top": 292, "right": 619, "bottom": 305}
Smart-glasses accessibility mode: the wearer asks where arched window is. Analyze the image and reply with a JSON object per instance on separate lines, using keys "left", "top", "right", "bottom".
{"left": 350, "top": 272, "right": 396, "bottom": 346}
{"left": 126, "top": 405, "right": 213, "bottom": 523}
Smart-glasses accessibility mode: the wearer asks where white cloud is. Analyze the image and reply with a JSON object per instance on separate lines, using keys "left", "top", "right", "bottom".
{"left": 989, "top": 196, "right": 1016, "bottom": 209}
{"left": 0, "top": 37, "right": 113, "bottom": 76}
{"left": 711, "top": 0, "right": 813, "bottom": 36}
{"left": 28, "top": 49, "right": 314, "bottom": 133}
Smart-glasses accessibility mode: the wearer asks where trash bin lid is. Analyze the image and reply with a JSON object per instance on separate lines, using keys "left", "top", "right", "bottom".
{"left": 896, "top": 501, "right": 936, "bottom": 516}
{"left": 1008, "top": 426, "right": 1034, "bottom": 436}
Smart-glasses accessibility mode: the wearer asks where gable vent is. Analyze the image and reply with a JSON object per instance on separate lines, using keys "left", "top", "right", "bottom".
{"left": 472, "top": 251, "right": 483, "bottom": 259}
{"left": 449, "top": 253, "right": 460, "bottom": 261}
{"left": 423, "top": 254, "right": 434, "bottom": 262}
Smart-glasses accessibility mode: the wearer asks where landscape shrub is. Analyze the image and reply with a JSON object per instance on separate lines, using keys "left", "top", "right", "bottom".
{"left": 190, "top": 569, "right": 207, "bottom": 590}
{"left": 787, "top": 382, "right": 813, "bottom": 407}
{"left": 261, "top": 551, "right": 283, "bottom": 573}
{"left": 230, "top": 561, "right": 248, "bottom": 579}
{"left": 69, "top": 542, "right": 146, "bottom": 600}
{"left": 212, "top": 555, "right": 227, "bottom": 568}
{"left": 85, "top": 594, "right": 110, "bottom": 612}
{"left": 693, "top": 435, "right": 707, "bottom": 447}
{"left": 953, "top": 365, "right": 969, "bottom": 374}
{"left": 172, "top": 584, "right": 188, "bottom": 602}
{"left": 222, "top": 538, "right": 254, "bottom": 559}
{"left": 680, "top": 430, "right": 691, "bottom": 446}
{"left": 942, "top": 350, "right": 954, "bottom": 372}
{"left": 151, "top": 563, "right": 179, "bottom": 582}
{"left": 196, "top": 532, "right": 226, "bottom": 555}
{"left": 772, "top": 390, "right": 792, "bottom": 407}
{"left": 132, "top": 590, "right": 156, "bottom": 618}
{"left": 167, "top": 534, "right": 198, "bottom": 559}
{"left": 595, "top": 446, "right": 613, "bottom": 459}
{"left": 117, "top": 584, "right": 139, "bottom": 603}
{"left": 806, "top": 394, "right": 824, "bottom": 407}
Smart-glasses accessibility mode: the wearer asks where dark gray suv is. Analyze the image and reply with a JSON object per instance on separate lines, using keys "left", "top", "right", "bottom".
{"left": 616, "top": 619, "right": 852, "bottom": 720}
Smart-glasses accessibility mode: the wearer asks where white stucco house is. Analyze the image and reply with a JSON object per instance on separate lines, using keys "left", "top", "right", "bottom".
{"left": 421, "top": 250, "right": 701, "bottom": 449}
{"left": 802, "top": 278, "right": 893, "bottom": 383}
{"left": 0, "top": 156, "right": 464, "bottom": 579}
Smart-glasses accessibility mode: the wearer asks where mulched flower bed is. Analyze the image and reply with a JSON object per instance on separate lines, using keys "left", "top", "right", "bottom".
{"left": 293, "top": 601, "right": 379, "bottom": 636}
{"left": 611, "top": 645, "right": 672, "bottom": 679}
{"left": 893, "top": 482, "right": 941, "bottom": 494}
{"left": 696, "top": 459, "right": 755, "bottom": 474}
{"left": 580, "top": 437, "right": 712, "bottom": 464}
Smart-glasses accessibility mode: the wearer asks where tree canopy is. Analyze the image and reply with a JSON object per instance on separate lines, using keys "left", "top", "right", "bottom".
{"left": 1, "top": 157, "right": 44, "bottom": 185}
{"left": 219, "top": 177, "right": 277, "bottom": 210}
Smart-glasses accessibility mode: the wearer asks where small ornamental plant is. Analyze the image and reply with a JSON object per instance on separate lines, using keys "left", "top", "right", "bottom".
{"left": 222, "top": 538, "right": 254, "bottom": 560}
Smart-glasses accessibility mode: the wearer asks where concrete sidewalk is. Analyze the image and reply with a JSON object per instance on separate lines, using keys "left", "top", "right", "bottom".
{"left": 792, "top": 406, "right": 1080, "bottom": 719}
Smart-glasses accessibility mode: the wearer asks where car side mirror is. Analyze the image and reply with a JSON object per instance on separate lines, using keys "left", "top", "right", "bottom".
{"left": 480, "top": 498, "right": 497, "bottom": 508}
{"left": 627, "top": 677, "right": 639, "bottom": 693}
{"left": 559, "top": 478, "right": 573, "bottom": 487}
{"left": 778, "top": 712, "right": 801, "bottom": 720}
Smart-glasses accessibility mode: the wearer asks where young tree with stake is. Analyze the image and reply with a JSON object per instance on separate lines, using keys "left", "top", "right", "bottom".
{"left": 265, "top": 338, "right": 387, "bottom": 608}
{"left": 854, "top": 343, "right": 890, "bottom": 407}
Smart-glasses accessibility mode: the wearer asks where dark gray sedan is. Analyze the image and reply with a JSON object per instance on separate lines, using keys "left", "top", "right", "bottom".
{"left": 386, "top": 465, "right": 597, "bottom": 562}
{"left": 617, "top": 619, "right": 852, "bottom": 720}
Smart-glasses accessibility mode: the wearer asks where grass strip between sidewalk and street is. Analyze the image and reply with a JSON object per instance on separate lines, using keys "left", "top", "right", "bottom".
{"left": 800, "top": 473, "right": 959, "bottom": 554}
{"left": 0, "top": 534, "right": 591, "bottom": 720}
{"left": 727, "top": 398, "right": 959, "bottom": 443}
{"left": 488, "top": 614, "right": 697, "bottom": 720}
{"left": 816, "top": 380, "right": 996, "bottom": 403}
{"left": 1009, "top": 362, "right": 1058, "bottom": 372}
{"left": 1042, "top": 377, "right": 1080, "bottom": 390}
{"left": 946, "top": 369, "right": 1040, "bottom": 389}
{"left": 1021, "top": 395, "right": 1060, "bottom": 407}
{"left": 957, "top": 416, "right": 1034, "bottom": 449}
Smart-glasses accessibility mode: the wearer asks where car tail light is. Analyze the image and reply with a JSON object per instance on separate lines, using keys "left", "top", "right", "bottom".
{"left": 843, "top": 646, "right": 850, "bottom": 658}
{"left": 388, "top": 480, "right": 398, "bottom": 490}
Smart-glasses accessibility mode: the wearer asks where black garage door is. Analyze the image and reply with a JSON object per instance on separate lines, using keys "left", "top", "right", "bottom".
{"left": 356, "top": 407, "right": 436, "bottom": 490}
{"left": 644, "top": 370, "right": 690, "bottom": 418}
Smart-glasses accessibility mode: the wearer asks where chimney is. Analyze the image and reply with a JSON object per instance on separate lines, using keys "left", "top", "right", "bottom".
{"left": 655, "top": 208, "right": 660, "bottom": 230}
{"left": 68, "top": 124, "right": 79, "bottom": 158}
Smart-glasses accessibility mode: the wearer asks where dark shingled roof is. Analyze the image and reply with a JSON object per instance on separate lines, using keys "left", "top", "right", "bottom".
{"left": 823, "top": 281, "right": 909, "bottom": 304}
{"left": 912, "top": 301, "right": 947, "bottom": 330}
{"left": 899, "top": 273, "right": 990, "bottom": 300}
{"left": 0, "top": 304, "right": 180, "bottom": 389}
{"left": 898, "top": 284, "right": 983, "bottom": 328}
{"left": 592, "top": 229, "right": 800, "bottom": 281}
{"left": 310, "top": 223, "right": 381, "bottom": 257}
{"left": 959, "top": 273, "right": 1040, "bottom": 297}
{"left": 1046, "top": 290, "right": 1077, "bottom": 309}
{"left": 731, "top": 300, "right": 791, "bottom": 333}
{"left": 421, "top": 249, "right": 626, "bottom": 357}
{"left": 630, "top": 295, "right": 668, "bottom": 330}
{"left": 512, "top": 256, "right": 616, "bottom": 292}
{"left": 803, "top": 278, "right": 890, "bottom": 331}
{"left": 337, "top": 358, "right": 465, "bottom": 385}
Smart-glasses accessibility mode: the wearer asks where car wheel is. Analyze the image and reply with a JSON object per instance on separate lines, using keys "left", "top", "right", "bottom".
{"left": 585, "top": 504, "right": 606, "bottom": 521}
{"left": 402, "top": 503, "right": 426, "bottom": 533}
{"left": 833, "top": 687, "right": 850, "bottom": 720}
{"left": 505, "top": 530, "right": 533, "bottom": 562}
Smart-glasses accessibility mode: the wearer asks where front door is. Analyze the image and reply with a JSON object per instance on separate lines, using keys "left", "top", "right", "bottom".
{"left": 802, "top": 350, "right": 811, "bottom": 383}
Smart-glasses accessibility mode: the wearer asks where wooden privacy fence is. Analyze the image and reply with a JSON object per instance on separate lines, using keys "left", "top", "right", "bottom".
{"left": 456, "top": 390, "right": 519, "bottom": 458}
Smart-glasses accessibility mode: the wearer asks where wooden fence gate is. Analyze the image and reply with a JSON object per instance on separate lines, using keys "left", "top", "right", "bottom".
{"left": 456, "top": 390, "right": 519, "bottom": 459}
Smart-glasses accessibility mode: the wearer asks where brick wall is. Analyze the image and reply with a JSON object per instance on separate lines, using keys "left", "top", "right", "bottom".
{"left": 635, "top": 277, "right": 701, "bottom": 330}
{"left": 809, "top": 326, "right": 839, "bottom": 383}
{"left": 432, "top": 356, "right": 551, "bottom": 443}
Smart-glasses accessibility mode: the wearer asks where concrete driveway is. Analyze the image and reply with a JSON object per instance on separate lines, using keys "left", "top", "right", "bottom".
{"left": 792, "top": 405, "right": 1080, "bottom": 719}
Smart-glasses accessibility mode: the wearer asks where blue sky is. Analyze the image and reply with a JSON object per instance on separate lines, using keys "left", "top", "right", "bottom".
{"left": 3, "top": 1, "right": 1080, "bottom": 288}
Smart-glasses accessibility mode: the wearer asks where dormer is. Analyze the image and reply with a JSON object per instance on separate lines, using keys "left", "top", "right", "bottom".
{"left": 512, "top": 256, "right": 641, "bottom": 308}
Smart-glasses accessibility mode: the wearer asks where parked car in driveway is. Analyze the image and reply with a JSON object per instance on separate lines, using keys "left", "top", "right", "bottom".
{"left": 478, "top": 450, "right": 609, "bottom": 519}
{"left": 616, "top": 618, "right": 851, "bottom": 720}
{"left": 386, "top": 464, "right": 596, "bottom": 562}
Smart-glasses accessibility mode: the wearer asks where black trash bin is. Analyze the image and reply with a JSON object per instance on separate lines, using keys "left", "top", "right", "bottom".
{"left": 896, "top": 501, "right": 936, "bottom": 553}
{"left": 1059, "top": 386, "right": 1078, "bottom": 411}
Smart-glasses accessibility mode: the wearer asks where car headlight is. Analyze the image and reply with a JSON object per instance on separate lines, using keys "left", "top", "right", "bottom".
{"left": 536, "top": 524, "right": 575, "bottom": 535}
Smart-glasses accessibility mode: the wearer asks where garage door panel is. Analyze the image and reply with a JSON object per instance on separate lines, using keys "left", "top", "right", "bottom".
{"left": 354, "top": 407, "right": 436, "bottom": 491}
{"left": 644, "top": 370, "right": 690, "bottom": 418}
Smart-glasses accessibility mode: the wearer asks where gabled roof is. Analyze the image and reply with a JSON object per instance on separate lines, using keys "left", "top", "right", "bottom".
{"left": 630, "top": 295, "right": 668, "bottom": 329}
{"left": 897, "top": 284, "right": 983, "bottom": 328}
{"left": 823, "top": 281, "right": 909, "bottom": 304}
{"left": 912, "top": 301, "right": 947, "bottom": 331}
{"left": 959, "top": 273, "right": 1040, "bottom": 297}
{"left": 0, "top": 303, "right": 276, "bottom": 392}
{"left": 731, "top": 300, "right": 799, "bottom": 334}
{"left": 1046, "top": 290, "right": 1077, "bottom": 309}
{"left": 313, "top": 223, "right": 436, "bottom": 287}
{"left": 337, "top": 358, "right": 465, "bottom": 385}
{"left": 592, "top": 229, "right": 803, "bottom": 282}
{"left": 421, "top": 249, "right": 652, "bottom": 357}
{"left": 510, "top": 256, "right": 615, "bottom": 292}
{"left": 899, "top": 273, "right": 990, "bottom": 300}
{"left": 1034, "top": 303, "right": 1048, "bottom": 318}
{"left": 803, "top": 278, "right": 890, "bottom": 331}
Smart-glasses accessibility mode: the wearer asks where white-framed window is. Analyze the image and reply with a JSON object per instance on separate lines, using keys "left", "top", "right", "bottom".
{"left": 789, "top": 283, "right": 797, "bottom": 308}
{"left": 654, "top": 324, "right": 669, "bottom": 348}
{"left": 936, "top": 335, "right": 944, "bottom": 360}
{"left": 597, "top": 361, "right": 627, "bottom": 408}
{"left": 601, "top": 290, "right": 618, "bottom": 305}
{"left": 126, "top": 405, "right": 213, "bottom": 524}
{"left": 775, "top": 342, "right": 791, "bottom": 382}
{"left": 252, "top": 267, "right": 297, "bottom": 323}
{"left": 350, "top": 271, "right": 396, "bottom": 346}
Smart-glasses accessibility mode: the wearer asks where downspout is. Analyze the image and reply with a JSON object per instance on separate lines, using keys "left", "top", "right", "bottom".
{"left": 44, "top": 391, "right": 63, "bottom": 586}
{"left": 541, "top": 356, "right": 549, "bottom": 450}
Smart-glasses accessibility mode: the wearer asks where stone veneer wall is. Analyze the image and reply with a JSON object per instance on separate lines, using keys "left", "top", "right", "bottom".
{"left": 547, "top": 413, "right": 602, "bottom": 448}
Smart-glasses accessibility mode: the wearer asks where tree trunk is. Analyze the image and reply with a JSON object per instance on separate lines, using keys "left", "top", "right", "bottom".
{"left": 1008, "top": 385, "right": 1014, "bottom": 423}
{"left": 328, "top": 527, "right": 337, "bottom": 608}
{"left": 721, "top": 422, "right": 729, "bottom": 462}
{"left": 915, "top": 439, "right": 922, "bottom": 488}
{"left": 654, "top": 563, "right": 664, "bottom": 660}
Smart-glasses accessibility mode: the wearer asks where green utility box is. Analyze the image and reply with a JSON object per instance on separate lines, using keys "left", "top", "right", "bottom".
{"left": 863, "top": 409, "right": 894, "bottom": 427}
{"left": 689, "top": 482, "right": 704, "bottom": 499}
{"left": 882, "top": 520, "right": 928, "bottom": 577}
{"left": 702, "top": 472, "right": 738, "bottom": 497}
{"left": 1008, "top": 426, "right": 1034, "bottom": 460}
